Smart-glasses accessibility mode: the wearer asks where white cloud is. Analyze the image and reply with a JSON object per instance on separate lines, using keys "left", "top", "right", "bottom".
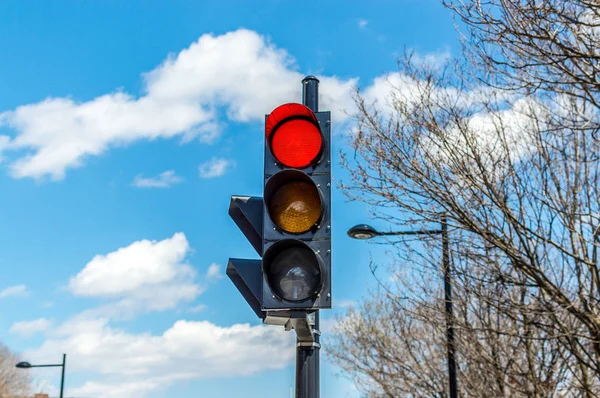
{"left": 205, "top": 263, "right": 223, "bottom": 281}
{"left": 0, "top": 284, "right": 28, "bottom": 298}
{"left": 362, "top": 72, "right": 511, "bottom": 119}
{"left": 423, "top": 95, "right": 542, "bottom": 183}
{"left": 132, "top": 170, "right": 183, "bottom": 188}
{"left": 0, "top": 29, "right": 357, "bottom": 180}
{"left": 2, "top": 94, "right": 211, "bottom": 180}
{"left": 10, "top": 318, "right": 52, "bottom": 336}
{"left": 410, "top": 49, "right": 452, "bottom": 69}
{"left": 362, "top": 73, "right": 419, "bottom": 113}
{"left": 198, "top": 157, "right": 234, "bottom": 178}
{"left": 68, "top": 233, "right": 202, "bottom": 315}
{"left": 27, "top": 316, "right": 295, "bottom": 398}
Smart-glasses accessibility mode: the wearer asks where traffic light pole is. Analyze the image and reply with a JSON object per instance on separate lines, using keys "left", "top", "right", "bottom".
{"left": 296, "top": 311, "right": 320, "bottom": 398}
{"left": 295, "top": 75, "right": 321, "bottom": 398}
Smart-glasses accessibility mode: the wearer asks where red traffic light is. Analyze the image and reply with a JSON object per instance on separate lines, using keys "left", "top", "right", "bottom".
{"left": 265, "top": 103, "right": 323, "bottom": 169}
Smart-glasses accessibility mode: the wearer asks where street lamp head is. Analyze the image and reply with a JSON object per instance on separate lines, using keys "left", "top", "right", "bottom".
{"left": 347, "top": 224, "right": 379, "bottom": 239}
{"left": 16, "top": 361, "right": 32, "bottom": 369}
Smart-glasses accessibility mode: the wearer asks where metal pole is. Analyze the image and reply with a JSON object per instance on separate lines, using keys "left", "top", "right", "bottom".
{"left": 442, "top": 215, "right": 458, "bottom": 398}
{"left": 60, "top": 353, "right": 66, "bottom": 398}
{"left": 295, "top": 75, "right": 320, "bottom": 398}
{"left": 295, "top": 312, "right": 320, "bottom": 398}
{"left": 302, "top": 75, "right": 319, "bottom": 112}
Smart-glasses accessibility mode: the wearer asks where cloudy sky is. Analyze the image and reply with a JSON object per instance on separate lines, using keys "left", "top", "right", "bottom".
{"left": 0, "top": 1, "right": 458, "bottom": 397}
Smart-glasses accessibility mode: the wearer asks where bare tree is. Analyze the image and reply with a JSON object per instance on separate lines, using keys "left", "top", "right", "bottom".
{"left": 329, "top": 245, "right": 569, "bottom": 397}
{"left": 0, "top": 342, "right": 31, "bottom": 398}
{"left": 329, "top": 290, "right": 449, "bottom": 397}
{"left": 330, "top": 0, "right": 600, "bottom": 395}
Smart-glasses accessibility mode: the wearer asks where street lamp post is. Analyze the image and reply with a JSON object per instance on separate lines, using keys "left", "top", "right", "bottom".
{"left": 16, "top": 353, "right": 67, "bottom": 398}
{"left": 347, "top": 216, "right": 458, "bottom": 398}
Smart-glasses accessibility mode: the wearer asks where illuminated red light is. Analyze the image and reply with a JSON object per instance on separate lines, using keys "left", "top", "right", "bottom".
{"left": 265, "top": 103, "right": 323, "bottom": 168}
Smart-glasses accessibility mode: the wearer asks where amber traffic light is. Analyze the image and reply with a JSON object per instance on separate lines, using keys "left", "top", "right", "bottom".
{"left": 265, "top": 170, "right": 322, "bottom": 234}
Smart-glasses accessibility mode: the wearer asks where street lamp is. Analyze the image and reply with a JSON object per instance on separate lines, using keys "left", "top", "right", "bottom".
{"left": 16, "top": 353, "right": 66, "bottom": 398}
{"left": 347, "top": 217, "right": 458, "bottom": 398}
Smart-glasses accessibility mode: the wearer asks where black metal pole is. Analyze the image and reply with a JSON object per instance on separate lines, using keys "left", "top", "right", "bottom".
{"left": 60, "top": 353, "right": 66, "bottom": 398}
{"left": 295, "top": 312, "right": 320, "bottom": 398}
{"left": 442, "top": 215, "right": 458, "bottom": 398}
{"left": 295, "top": 75, "right": 320, "bottom": 398}
{"left": 302, "top": 75, "right": 319, "bottom": 112}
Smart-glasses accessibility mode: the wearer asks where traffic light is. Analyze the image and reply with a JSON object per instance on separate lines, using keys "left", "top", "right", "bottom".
{"left": 261, "top": 103, "right": 331, "bottom": 311}
{"left": 227, "top": 96, "right": 331, "bottom": 321}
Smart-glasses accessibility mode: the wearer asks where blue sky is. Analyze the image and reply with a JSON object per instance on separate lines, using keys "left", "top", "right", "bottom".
{"left": 0, "top": 1, "right": 459, "bottom": 397}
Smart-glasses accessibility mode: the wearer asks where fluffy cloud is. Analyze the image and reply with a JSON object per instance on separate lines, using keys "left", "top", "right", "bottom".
{"left": 132, "top": 170, "right": 183, "bottom": 188}
{"left": 68, "top": 233, "right": 202, "bottom": 315}
{"left": 0, "top": 29, "right": 357, "bottom": 180}
{"left": 10, "top": 318, "right": 52, "bottom": 336}
{"left": 0, "top": 284, "right": 29, "bottom": 298}
{"left": 26, "top": 316, "right": 295, "bottom": 398}
{"left": 198, "top": 157, "right": 234, "bottom": 178}
{"left": 1, "top": 94, "right": 211, "bottom": 180}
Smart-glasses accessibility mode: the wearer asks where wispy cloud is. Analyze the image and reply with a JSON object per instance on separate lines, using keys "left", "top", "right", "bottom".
{"left": 187, "top": 304, "right": 208, "bottom": 313}
{"left": 132, "top": 170, "right": 183, "bottom": 188}
{"left": 205, "top": 263, "right": 223, "bottom": 281}
{"left": 10, "top": 318, "right": 52, "bottom": 336}
{"left": 0, "top": 284, "right": 28, "bottom": 299}
{"left": 198, "top": 158, "right": 234, "bottom": 179}
{"left": 336, "top": 299, "right": 356, "bottom": 308}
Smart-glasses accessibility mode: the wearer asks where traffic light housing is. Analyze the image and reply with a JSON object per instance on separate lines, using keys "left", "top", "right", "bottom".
{"left": 227, "top": 98, "right": 332, "bottom": 321}
{"left": 261, "top": 103, "right": 331, "bottom": 311}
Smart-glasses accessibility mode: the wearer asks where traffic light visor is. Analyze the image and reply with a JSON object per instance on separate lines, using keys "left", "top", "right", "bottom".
{"left": 265, "top": 170, "right": 322, "bottom": 234}
{"left": 266, "top": 103, "right": 323, "bottom": 168}
{"left": 263, "top": 240, "right": 323, "bottom": 302}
